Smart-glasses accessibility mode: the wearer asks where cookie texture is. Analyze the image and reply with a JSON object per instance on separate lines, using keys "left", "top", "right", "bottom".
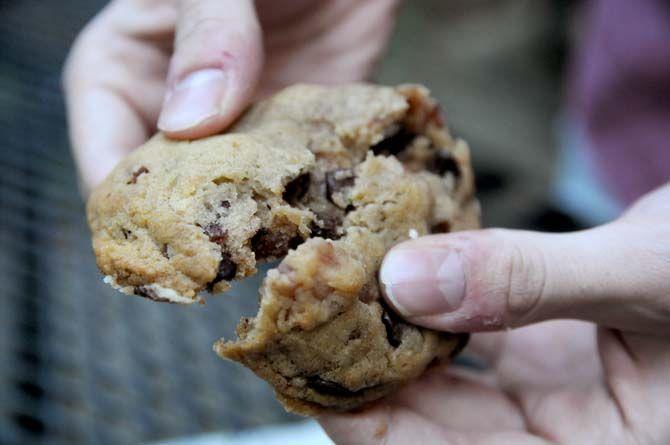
{"left": 88, "top": 83, "right": 479, "bottom": 414}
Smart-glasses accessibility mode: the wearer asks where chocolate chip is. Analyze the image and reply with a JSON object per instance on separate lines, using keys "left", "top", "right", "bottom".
{"left": 220, "top": 200, "right": 231, "bottom": 209}
{"left": 127, "top": 166, "right": 149, "bottom": 184}
{"left": 217, "top": 254, "right": 237, "bottom": 281}
{"left": 202, "top": 223, "right": 228, "bottom": 246}
{"left": 428, "top": 151, "right": 461, "bottom": 178}
{"left": 378, "top": 299, "right": 404, "bottom": 348}
{"left": 370, "top": 128, "right": 416, "bottom": 156}
{"left": 283, "top": 173, "right": 311, "bottom": 205}
{"left": 288, "top": 235, "right": 303, "bottom": 250}
{"left": 310, "top": 213, "right": 342, "bottom": 240}
{"left": 251, "top": 228, "right": 303, "bottom": 260}
{"left": 306, "top": 376, "right": 358, "bottom": 397}
{"left": 238, "top": 317, "right": 252, "bottom": 333}
{"left": 430, "top": 221, "right": 451, "bottom": 234}
{"left": 325, "top": 169, "right": 355, "bottom": 206}
{"left": 207, "top": 253, "right": 238, "bottom": 291}
{"left": 121, "top": 228, "right": 132, "bottom": 239}
{"left": 381, "top": 311, "right": 402, "bottom": 348}
{"left": 134, "top": 285, "right": 171, "bottom": 303}
{"left": 161, "top": 244, "right": 169, "bottom": 259}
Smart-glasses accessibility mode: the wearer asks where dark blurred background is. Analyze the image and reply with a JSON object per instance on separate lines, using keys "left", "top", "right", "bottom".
{"left": 0, "top": 1, "right": 581, "bottom": 444}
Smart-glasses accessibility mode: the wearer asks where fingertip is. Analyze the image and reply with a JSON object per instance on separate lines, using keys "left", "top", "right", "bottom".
{"left": 318, "top": 403, "right": 392, "bottom": 445}
{"left": 157, "top": 68, "right": 227, "bottom": 138}
{"left": 69, "top": 88, "right": 148, "bottom": 197}
{"left": 161, "top": 0, "right": 264, "bottom": 139}
{"left": 379, "top": 242, "right": 466, "bottom": 321}
{"left": 158, "top": 53, "right": 261, "bottom": 139}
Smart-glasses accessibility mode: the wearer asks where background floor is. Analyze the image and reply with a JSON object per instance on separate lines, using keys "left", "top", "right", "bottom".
{"left": 0, "top": 1, "right": 577, "bottom": 444}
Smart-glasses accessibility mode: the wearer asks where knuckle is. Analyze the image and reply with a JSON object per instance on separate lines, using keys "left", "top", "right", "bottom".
{"left": 476, "top": 229, "right": 547, "bottom": 326}
{"left": 505, "top": 240, "right": 547, "bottom": 326}
{"left": 176, "top": 17, "right": 253, "bottom": 51}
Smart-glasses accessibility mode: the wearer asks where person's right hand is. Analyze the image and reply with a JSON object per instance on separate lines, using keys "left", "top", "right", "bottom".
{"left": 321, "top": 185, "right": 670, "bottom": 444}
{"left": 63, "top": 0, "right": 398, "bottom": 192}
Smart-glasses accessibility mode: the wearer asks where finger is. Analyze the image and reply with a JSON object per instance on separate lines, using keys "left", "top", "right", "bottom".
{"left": 390, "top": 365, "right": 526, "bottom": 431}
{"left": 319, "top": 403, "right": 450, "bottom": 445}
{"left": 157, "top": 0, "right": 263, "bottom": 138}
{"left": 63, "top": 0, "right": 174, "bottom": 191}
{"left": 514, "top": 384, "right": 625, "bottom": 443}
{"left": 66, "top": 87, "right": 149, "bottom": 193}
{"left": 320, "top": 403, "right": 553, "bottom": 445}
{"left": 379, "top": 186, "right": 670, "bottom": 334}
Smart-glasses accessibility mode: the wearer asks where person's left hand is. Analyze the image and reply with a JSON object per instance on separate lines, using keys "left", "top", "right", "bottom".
{"left": 63, "top": 0, "right": 397, "bottom": 192}
{"left": 320, "top": 185, "right": 670, "bottom": 444}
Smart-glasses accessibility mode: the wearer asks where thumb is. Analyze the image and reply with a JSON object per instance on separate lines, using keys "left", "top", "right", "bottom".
{"left": 157, "top": 0, "right": 263, "bottom": 138}
{"left": 380, "top": 203, "right": 670, "bottom": 335}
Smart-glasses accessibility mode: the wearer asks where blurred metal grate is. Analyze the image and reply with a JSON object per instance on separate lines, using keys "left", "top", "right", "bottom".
{"left": 0, "top": 2, "right": 295, "bottom": 444}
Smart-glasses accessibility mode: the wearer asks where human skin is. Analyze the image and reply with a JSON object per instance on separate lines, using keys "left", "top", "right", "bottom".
{"left": 63, "top": 0, "right": 398, "bottom": 192}
{"left": 322, "top": 185, "right": 670, "bottom": 444}
{"left": 64, "top": 1, "right": 670, "bottom": 443}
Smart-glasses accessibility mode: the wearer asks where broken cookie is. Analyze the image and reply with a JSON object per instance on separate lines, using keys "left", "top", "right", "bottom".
{"left": 88, "top": 83, "right": 479, "bottom": 414}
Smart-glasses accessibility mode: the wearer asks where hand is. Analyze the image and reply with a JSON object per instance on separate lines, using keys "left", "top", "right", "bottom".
{"left": 320, "top": 185, "right": 670, "bottom": 444}
{"left": 63, "top": 0, "right": 398, "bottom": 191}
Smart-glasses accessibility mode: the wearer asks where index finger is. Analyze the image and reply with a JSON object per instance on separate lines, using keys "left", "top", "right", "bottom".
{"left": 63, "top": 0, "right": 174, "bottom": 192}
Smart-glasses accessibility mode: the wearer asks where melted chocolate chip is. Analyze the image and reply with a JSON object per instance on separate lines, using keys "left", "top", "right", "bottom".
{"left": 202, "top": 223, "right": 228, "bottom": 246}
{"left": 325, "top": 169, "right": 355, "bottom": 206}
{"left": 121, "top": 228, "right": 132, "bottom": 239}
{"left": 381, "top": 311, "right": 402, "bottom": 348}
{"left": 379, "top": 299, "right": 404, "bottom": 348}
{"left": 430, "top": 221, "right": 451, "bottom": 234}
{"left": 217, "top": 254, "right": 237, "bottom": 281}
{"left": 251, "top": 228, "right": 303, "bottom": 260}
{"left": 161, "top": 244, "right": 169, "bottom": 259}
{"left": 288, "top": 235, "right": 303, "bottom": 250}
{"left": 283, "top": 173, "right": 311, "bottom": 205}
{"left": 310, "top": 213, "right": 342, "bottom": 240}
{"left": 207, "top": 253, "right": 237, "bottom": 291}
{"left": 428, "top": 151, "right": 461, "bottom": 178}
{"left": 306, "top": 376, "right": 358, "bottom": 397}
{"left": 207, "top": 252, "right": 242, "bottom": 292}
{"left": 220, "top": 200, "right": 231, "bottom": 209}
{"left": 127, "top": 166, "right": 149, "bottom": 184}
{"left": 370, "top": 128, "right": 416, "bottom": 156}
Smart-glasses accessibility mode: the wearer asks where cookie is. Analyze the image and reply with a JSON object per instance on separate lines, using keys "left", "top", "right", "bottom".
{"left": 88, "top": 83, "right": 479, "bottom": 413}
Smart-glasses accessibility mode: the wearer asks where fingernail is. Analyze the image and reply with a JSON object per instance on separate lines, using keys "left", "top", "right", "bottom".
{"left": 380, "top": 248, "right": 465, "bottom": 317}
{"left": 158, "top": 69, "right": 226, "bottom": 132}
